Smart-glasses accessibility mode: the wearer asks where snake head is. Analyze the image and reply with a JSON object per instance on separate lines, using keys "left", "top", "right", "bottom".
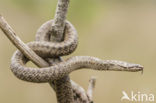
{"left": 126, "top": 63, "right": 144, "bottom": 73}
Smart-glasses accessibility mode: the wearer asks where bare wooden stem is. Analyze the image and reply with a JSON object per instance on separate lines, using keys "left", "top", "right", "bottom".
{"left": 50, "top": 0, "right": 70, "bottom": 42}
{"left": 48, "top": 0, "right": 75, "bottom": 103}
{"left": 87, "top": 77, "right": 96, "bottom": 102}
{"left": 0, "top": 15, "right": 49, "bottom": 67}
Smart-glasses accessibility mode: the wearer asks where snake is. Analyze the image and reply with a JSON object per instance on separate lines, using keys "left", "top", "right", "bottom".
{"left": 10, "top": 19, "right": 143, "bottom": 102}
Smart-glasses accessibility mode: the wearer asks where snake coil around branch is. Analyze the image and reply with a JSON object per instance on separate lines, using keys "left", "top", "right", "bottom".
{"left": 10, "top": 19, "right": 143, "bottom": 83}
{"left": 0, "top": 15, "right": 143, "bottom": 103}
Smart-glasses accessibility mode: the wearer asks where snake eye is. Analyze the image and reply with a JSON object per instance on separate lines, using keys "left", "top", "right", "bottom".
{"left": 133, "top": 64, "right": 144, "bottom": 71}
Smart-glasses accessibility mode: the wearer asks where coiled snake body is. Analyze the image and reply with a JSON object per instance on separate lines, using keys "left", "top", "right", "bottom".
{"left": 10, "top": 19, "right": 143, "bottom": 102}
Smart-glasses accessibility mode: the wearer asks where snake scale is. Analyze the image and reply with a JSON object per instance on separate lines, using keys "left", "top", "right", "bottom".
{"left": 10, "top": 19, "right": 143, "bottom": 102}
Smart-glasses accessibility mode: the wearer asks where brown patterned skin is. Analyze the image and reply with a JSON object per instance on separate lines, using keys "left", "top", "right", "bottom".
{"left": 10, "top": 20, "right": 143, "bottom": 102}
{"left": 11, "top": 53, "right": 143, "bottom": 83}
{"left": 28, "top": 20, "right": 77, "bottom": 58}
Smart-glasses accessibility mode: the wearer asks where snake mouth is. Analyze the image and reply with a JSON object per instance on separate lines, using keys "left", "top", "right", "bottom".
{"left": 112, "top": 63, "right": 144, "bottom": 73}
{"left": 136, "top": 65, "right": 144, "bottom": 74}
{"left": 126, "top": 65, "right": 144, "bottom": 72}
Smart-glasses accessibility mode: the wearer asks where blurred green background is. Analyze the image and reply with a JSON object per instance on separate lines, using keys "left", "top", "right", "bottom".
{"left": 0, "top": 0, "right": 156, "bottom": 103}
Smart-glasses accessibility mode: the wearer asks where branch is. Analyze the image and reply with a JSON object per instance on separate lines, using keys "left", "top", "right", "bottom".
{"left": 50, "top": 0, "right": 70, "bottom": 42}
{"left": 87, "top": 77, "right": 96, "bottom": 102}
{"left": 0, "top": 15, "right": 49, "bottom": 67}
{"left": 48, "top": 0, "right": 75, "bottom": 103}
